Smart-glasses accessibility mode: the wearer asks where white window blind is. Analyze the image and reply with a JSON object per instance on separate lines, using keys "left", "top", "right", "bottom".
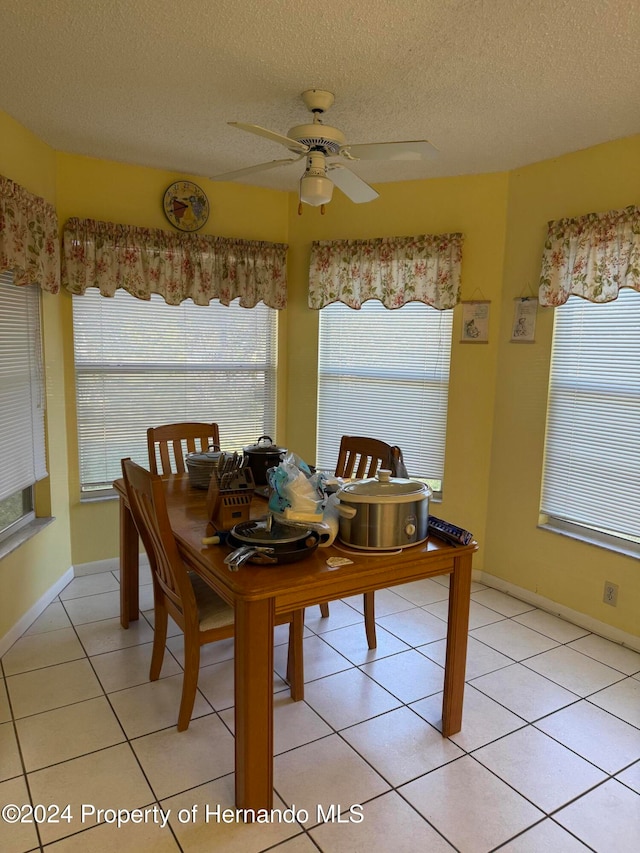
{"left": 0, "top": 271, "right": 47, "bottom": 502}
{"left": 72, "top": 288, "right": 277, "bottom": 492}
{"left": 317, "top": 300, "right": 453, "bottom": 490}
{"left": 541, "top": 289, "right": 640, "bottom": 543}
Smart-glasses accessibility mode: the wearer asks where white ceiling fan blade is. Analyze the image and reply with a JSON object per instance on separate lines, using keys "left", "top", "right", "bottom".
{"left": 211, "top": 155, "right": 305, "bottom": 182}
{"left": 228, "top": 122, "right": 310, "bottom": 154}
{"left": 340, "top": 140, "right": 438, "bottom": 161}
{"left": 327, "top": 164, "right": 379, "bottom": 203}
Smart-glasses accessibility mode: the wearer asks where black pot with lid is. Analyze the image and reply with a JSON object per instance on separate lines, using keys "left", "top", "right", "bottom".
{"left": 242, "top": 435, "right": 286, "bottom": 485}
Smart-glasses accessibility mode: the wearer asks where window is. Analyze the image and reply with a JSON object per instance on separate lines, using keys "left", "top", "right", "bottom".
{"left": 72, "top": 289, "right": 277, "bottom": 493}
{"left": 316, "top": 300, "right": 453, "bottom": 495}
{"left": 541, "top": 289, "right": 640, "bottom": 548}
{"left": 0, "top": 271, "right": 47, "bottom": 542}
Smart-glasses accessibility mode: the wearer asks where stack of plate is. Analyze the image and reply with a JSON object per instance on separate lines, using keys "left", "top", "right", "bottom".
{"left": 185, "top": 450, "right": 222, "bottom": 489}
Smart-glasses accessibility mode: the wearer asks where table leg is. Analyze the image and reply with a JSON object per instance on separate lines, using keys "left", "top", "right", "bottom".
{"left": 441, "top": 551, "right": 472, "bottom": 736}
{"left": 286, "top": 609, "right": 305, "bottom": 702}
{"left": 234, "top": 597, "right": 275, "bottom": 812}
{"left": 119, "top": 495, "right": 139, "bottom": 628}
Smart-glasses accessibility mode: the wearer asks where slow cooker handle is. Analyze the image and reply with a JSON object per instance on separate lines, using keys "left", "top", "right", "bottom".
{"left": 337, "top": 503, "right": 357, "bottom": 519}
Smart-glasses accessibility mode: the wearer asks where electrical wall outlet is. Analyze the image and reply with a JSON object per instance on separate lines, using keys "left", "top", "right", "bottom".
{"left": 603, "top": 581, "right": 619, "bottom": 606}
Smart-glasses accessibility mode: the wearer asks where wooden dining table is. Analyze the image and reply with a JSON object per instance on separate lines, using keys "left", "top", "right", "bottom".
{"left": 114, "top": 474, "right": 477, "bottom": 813}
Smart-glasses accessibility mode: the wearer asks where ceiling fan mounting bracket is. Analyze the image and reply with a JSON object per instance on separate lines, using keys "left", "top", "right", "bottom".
{"left": 301, "top": 89, "right": 335, "bottom": 114}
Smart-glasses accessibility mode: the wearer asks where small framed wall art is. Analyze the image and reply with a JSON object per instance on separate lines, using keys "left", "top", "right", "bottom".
{"left": 511, "top": 297, "right": 538, "bottom": 342}
{"left": 163, "top": 180, "right": 209, "bottom": 232}
{"left": 460, "top": 300, "right": 490, "bottom": 343}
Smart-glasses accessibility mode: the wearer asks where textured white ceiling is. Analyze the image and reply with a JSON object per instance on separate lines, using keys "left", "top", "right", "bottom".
{"left": 2, "top": 0, "right": 639, "bottom": 193}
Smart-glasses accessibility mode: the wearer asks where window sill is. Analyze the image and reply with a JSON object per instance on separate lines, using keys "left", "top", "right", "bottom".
{"left": 80, "top": 490, "right": 118, "bottom": 503}
{"left": 0, "top": 516, "right": 55, "bottom": 560}
{"left": 538, "top": 518, "right": 640, "bottom": 560}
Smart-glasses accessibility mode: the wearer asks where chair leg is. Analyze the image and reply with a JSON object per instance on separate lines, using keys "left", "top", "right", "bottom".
{"left": 149, "top": 596, "right": 168, "bottom": 681}
{"left": 319, "top": 601, "right": 330, "bottom": 618}
{"left": 177, "top": 632, "right": 201, "bottom": 732}
{"left": 363, "top": 592, "right": 377, "bottom": 650}
{"left": 286, "top": 609, "right": 305, "bottom": 701}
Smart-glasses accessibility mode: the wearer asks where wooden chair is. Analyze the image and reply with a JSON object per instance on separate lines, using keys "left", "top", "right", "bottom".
{"left": 121, "top": 458, "right": 304, "bottom": 732}
{"left": 335, "top": 435, "right": 397, "bottom": 480}
{"left": 147, "top": 422, "right": 221, "bottom": 475}
{"left": 321, "top": 435, "right": 406, "bottom": 649}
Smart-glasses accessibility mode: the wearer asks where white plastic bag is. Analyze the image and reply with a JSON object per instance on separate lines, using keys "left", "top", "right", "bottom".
{"left": 267, "top": 452, "right": 325, "bottom": 516}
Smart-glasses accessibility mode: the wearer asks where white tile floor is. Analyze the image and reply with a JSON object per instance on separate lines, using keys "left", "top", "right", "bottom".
{"left": 1, "top": 567, "right": 639, "bottom": 853}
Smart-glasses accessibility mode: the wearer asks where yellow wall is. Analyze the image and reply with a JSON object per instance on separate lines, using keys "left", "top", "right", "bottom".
{"left": 54, "top": 153, "right": 290, "bottom": 564}
{"left": 285, "top": 174, "right": 510, "bottom": 570}
{"left": 0, "top": 113, "right": 72, "bottom": 639}
{"left": 484, "top": 136, "right": 640, "bottom": 636}
{"left": 1, "top": 105, "right": 638, "bottom": 641}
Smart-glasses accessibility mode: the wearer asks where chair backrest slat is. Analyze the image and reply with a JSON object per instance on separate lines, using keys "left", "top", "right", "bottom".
{"left": 147, "top": 422, "right": 220, "bottom": 475}
{"left": 335, "top": 435, "right": 405, "bottom": 479}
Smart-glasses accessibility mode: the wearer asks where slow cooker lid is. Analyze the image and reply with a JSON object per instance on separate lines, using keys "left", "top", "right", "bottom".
{"left": 339, "top": 469, "right": 431, "bottom": 502}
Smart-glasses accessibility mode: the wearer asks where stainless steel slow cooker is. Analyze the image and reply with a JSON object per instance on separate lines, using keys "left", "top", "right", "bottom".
{"left": 336, "top": 469, "right": 432, "bottom": 550}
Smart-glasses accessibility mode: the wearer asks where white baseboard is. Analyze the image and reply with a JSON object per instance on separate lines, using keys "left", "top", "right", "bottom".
{"left": 475, "top": 570, "right": 640, "bottom": 653}
{"left": 0, "top": 566, "right": 74, "bottom": 658}
{"left": 73, "top": 556, "right": 121, "bottom": 576}
{"left": 74, "top": 554, "right": 150, "bottom": 576}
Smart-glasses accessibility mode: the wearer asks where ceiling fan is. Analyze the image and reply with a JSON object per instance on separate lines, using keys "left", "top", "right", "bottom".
{"left": 212, "top": 89, "right": 437, "bottom": 212}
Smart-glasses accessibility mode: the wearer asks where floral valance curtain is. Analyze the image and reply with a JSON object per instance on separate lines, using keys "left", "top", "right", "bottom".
{"left": 539, "top": 205, "right": 640, "bottom": 307}
{"left": 62, "top": 218, "right": 288, "bottom": 308}
{"left": 308, "top": 233, "right": 463, "bottom": 310}
{"left": 0, "top": 175, "right": 60, "bottom": 293}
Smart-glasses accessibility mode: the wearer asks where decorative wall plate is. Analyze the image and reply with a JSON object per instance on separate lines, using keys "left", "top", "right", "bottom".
{"left": 163, "top": 181, "right": 209, "bottom": 231}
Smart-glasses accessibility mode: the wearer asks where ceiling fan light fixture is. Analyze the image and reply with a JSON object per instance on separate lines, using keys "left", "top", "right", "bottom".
{"left": 299, "top": 173, "right": 333, "bottom": 207}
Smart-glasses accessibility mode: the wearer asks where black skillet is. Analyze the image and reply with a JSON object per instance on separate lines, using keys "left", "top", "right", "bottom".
{"left": 224, "top": 518, "right": 320, "bottom": 568}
